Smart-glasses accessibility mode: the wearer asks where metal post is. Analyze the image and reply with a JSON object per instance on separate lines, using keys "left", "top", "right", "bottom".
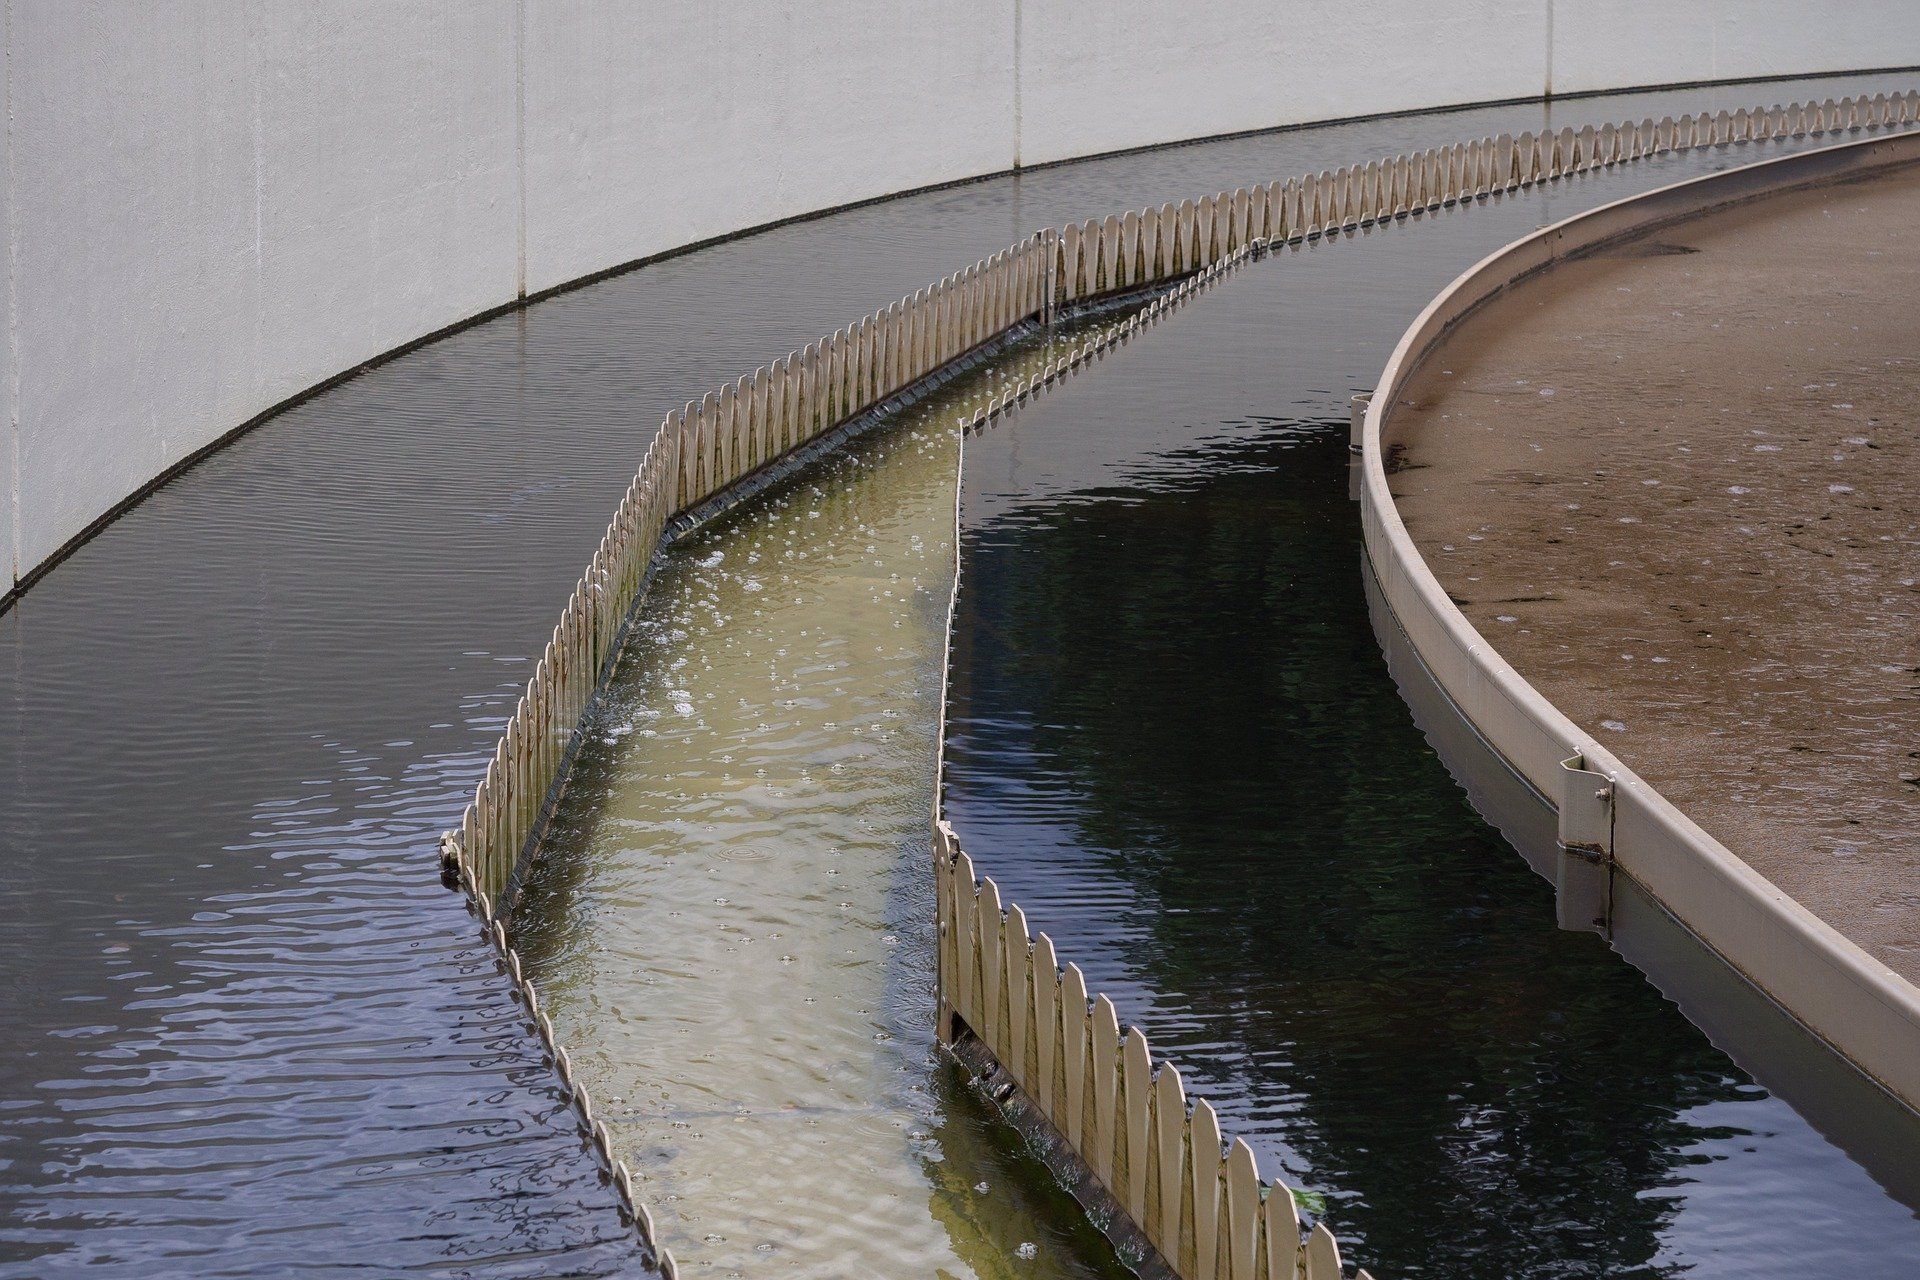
{"left": 1041, "top": 228, "right": 1058, "bottom": 328}
{"left": 1556, "top": 754, "right": 1615, "bottom": 935}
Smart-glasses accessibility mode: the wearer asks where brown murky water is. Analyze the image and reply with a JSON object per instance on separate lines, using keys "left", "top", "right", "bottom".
{"left": 511, "top": 324, "right": 1135, "bottom": 1279}
{"left": 1386, "top": 163, "right": 1920, "bottom": 982}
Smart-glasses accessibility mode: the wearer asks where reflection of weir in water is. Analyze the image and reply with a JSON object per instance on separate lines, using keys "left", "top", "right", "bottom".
{"left": 511, "top": 324, "right": 1134, "bottom": 1279}
{"left": 941, "top": 134, "right": 1920, "bottom": 1278}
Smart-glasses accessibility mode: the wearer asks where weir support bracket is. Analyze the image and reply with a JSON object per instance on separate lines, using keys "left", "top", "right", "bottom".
{"left": 1349, "top": 391, "right": 1373, "bottom": 452}
{"left": 1556, "top": 754, "right": 1615, "bottom": 936}
{"left": 1348, "top": 392, "right": 1374, "bottom": 500}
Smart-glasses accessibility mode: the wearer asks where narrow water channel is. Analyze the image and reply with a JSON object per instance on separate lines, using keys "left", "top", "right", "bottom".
{"left": 512, "top": 323, "right": 1135, "bottom": 1278}
{"left": 942, "top": 143, "right": 1920, "bottom": 1277}
{"left": 1, "top": 68, "right": 1911, "bottom": 1276}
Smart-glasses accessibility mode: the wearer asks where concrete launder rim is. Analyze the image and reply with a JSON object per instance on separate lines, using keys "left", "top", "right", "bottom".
{"left": 1359, "top": 129, "right": 1920, "bottom": 1115}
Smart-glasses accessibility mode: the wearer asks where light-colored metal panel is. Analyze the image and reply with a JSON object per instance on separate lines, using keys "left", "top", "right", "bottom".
{"left": 1061, "top": 963, "right": 1090, "bottom": 1148}
{"left": 935, "top": 849, "right": 956, "bottom": 1043}
{"left": 1032, "top": 932, "right": 1062, "bottom": 1120}
{"left": 1056, "top": 226, "right": 1076, "bottom": 304}
{"left": 1118, "top": 210, "right": 1140, "bottom": 288}
{"left": 1188, "top": 1096, "right": 1222, "bottom": 1280}
{"left": 1099, "top": 215, "right": 1122, "bottom": 293}
{"left": 1089, "top": 994, "right": 1122, "bottom": 1191}
{"left": 1150, "top": 1061, "right": 1186, "bottom": 1259}
{"left": 1264, "top": 1175, "right": 1303, "bottom": 1280}
{"left": 715, "top": 380, "right": 737, "bottom": 488}
{"left": 1005, "top": 903, "right": 1034, "bottom": 1091}
{"left": 1121, "top": 1027, "right": 1153, "bottom": 1221}
{"left": 979, "top": 875, "right": 1006, "bottom": 1057}
{"left": 953, "top": 850, "right": 978, "bottom": 1027}
{"left": 1304, "top": 1223, "right": 1341, "bottom": 1280}
{"left": 1222, "top": 1139, "right": 1260, "bottom": 1280}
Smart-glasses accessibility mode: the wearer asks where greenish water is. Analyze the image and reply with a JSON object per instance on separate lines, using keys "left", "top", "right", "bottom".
{"left": 512, "top": 324, "right": 1135, "bottom": 1279}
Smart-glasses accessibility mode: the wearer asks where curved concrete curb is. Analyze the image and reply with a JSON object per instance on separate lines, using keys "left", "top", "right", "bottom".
{"left": 1360, "top": 129, "right": 1920, "bottom": 1114}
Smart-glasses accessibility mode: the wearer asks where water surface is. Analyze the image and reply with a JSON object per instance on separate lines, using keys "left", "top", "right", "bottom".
{"left": 942, "top": 128, "right": 1920, "bottom": 1279}
{"left": 1, "top": 70, "right": 1909, "bottom": 1275}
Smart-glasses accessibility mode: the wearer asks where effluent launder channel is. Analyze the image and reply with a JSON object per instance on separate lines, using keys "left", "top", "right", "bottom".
{"left": 3, "top": 71, "right": 1918, "bottom": 1280}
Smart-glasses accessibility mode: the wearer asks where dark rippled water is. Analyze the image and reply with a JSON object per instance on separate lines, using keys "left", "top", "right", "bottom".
{"left": 942, "top": 125, "right": 1920, "bottom": 1277}
{"left": 2, "top": 69, "right": 1911, "bottom": 1275}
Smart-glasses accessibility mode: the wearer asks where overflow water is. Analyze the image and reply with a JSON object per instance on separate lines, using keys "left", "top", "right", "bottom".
{"left": 511, "top": 322, "right": 1136, "bottom": 1278}
{"left": 941, "top": 143, "right": 1920, "bottom": 1276}
{"left": 1, "top": 70, "right": 1913, "bottom": 1275}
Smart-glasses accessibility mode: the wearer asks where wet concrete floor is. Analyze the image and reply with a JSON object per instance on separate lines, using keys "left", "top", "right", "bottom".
{"left": 942, "top": 127, "right": 1920, "bottom": 1277}
{"left": 1386, "top": 162, "right": 1920, "bottom": 984}
{"left": 1, "top": 70, "right": 1910, "bottom": 1277}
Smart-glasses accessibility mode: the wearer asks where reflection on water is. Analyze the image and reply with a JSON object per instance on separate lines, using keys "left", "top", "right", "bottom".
{"left": 512, "top": 325, "right": 1133, "bottom": 1278}
{"left": 2, "top": 68, "right": 1912, "bottom": 1275}
{"left": 942, "top": 136, "right": 1920, "bottom": 1278}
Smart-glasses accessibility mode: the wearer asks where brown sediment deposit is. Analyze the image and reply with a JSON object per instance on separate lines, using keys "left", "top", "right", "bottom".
{"left": 1385, "top": 163, "right": 1920, "bottom": 983}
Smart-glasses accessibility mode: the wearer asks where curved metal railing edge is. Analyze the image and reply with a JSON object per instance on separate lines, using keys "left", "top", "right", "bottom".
{"left": 1358, "top": 128, "right": 1920, "bottom": 1116}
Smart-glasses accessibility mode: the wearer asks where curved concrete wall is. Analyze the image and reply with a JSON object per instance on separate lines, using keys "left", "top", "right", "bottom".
{"left": 7, "top": 2, "right": 1920, "bottom": 597}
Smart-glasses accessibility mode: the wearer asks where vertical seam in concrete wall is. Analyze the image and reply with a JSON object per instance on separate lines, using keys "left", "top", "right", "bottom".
{"left": 515, "top": 0, "right": 527, "bottom": 299}
{"left": 250, "top": 0, "right": 264, "bottom": 425}
{"left": 1012, "top": 0, "right": 1023, "bottom": 169}
{"left": 4, "top": 0, "right": 16, "bottom": 582}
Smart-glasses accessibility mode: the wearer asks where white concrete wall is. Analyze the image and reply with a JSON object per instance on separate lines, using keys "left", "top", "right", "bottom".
{"left": 6, "top": 2, "right": 521, "bottom": 586}
{"left": 1016, "top": 0, "right": 1549, "bottom": 166}
{"left": 1550, "top": 1, "right": 1920, "bottom": 97}
{"left": 522, "top": 1, "right": 1015, "bottom": 295}
{"left": 6, "top": 0, "right": 1918, "bottom": 593}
